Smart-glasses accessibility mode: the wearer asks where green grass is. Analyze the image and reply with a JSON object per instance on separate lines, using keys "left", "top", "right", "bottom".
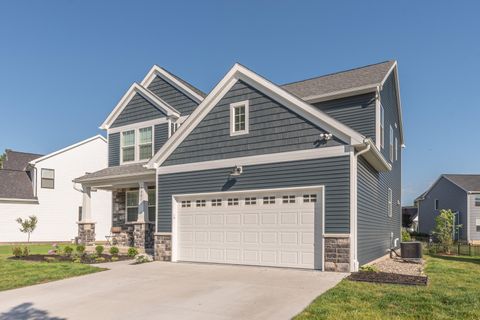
{"left": 0, "top": 244, "right": 104, "bottom": 292}
{"left": 296, "top": 255, "right": 480, "bottom": 320}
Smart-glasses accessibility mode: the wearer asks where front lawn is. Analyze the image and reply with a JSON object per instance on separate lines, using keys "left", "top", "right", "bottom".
{"left": 0, "top": 244, "right": 104, "bottom": 292}
{"left": 296, "top": 255, "right": 480, "bottom": 320}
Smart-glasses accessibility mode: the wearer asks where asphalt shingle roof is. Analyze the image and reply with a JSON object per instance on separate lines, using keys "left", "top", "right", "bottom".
{"left": 281, "top": 61, "right": 395, "bottom": 99}
{"left": 443, "top": 174, "right": 480, "bottom": 192}
{"left": 74, "top": 163, "right": 154, "bottom": 183}
{"left": 2, "top": 150, "right": 43, "bottom": 171}
{"left": 0, "top": 150, "right": 42, "bottom": 200}
{"left": 162, "top": 67, "right": 207, "bottom": 99}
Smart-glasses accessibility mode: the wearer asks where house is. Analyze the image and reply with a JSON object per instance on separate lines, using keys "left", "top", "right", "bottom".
{"left": 0, "top": 136, "right": 111, "bottom": 243}
{"left": 402, "top": 206, "right": 418, "bottom": 231}
{"left": 416, "top": 174, "right": 480, "bottom": 244}
{"left": 74, "top": 61, "right": 403, "bottom": 272}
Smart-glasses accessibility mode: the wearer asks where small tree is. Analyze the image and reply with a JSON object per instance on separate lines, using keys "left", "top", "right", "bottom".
{"left": 16, "top": 215, "right": 38, "bottom": 243}
{"left": 0, "top": 152, "right": 5, "bottom": 169}
{"left": 432, "top": 209, "right": 461, "bottom": 254}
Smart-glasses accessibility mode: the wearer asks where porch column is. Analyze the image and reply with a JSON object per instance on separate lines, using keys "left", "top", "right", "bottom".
{"left": 77, "top": 185, "right": 96, "bottom": 245}
{"left": 137, "top": 181, "right": 149, "bottom": 223}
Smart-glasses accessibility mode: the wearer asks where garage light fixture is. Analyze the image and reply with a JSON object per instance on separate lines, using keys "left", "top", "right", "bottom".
{"left": 319, "top": 133, "right": 333, "bottom": 141}
{"left": 230, "top": 165, "right": 243, "bottom": 176}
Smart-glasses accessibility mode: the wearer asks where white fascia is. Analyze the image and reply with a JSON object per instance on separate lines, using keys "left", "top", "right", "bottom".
{"left": 141, "top": 65, "right": 205, "bottom": 104}
{"left": 146, "top": 63, "right": 364, "bottom": 169}
{"left": 29, "top": 135, "right": 107, "bottom": 165}
{"left": 100, "top": 83, "right": 180, "bottom": 130}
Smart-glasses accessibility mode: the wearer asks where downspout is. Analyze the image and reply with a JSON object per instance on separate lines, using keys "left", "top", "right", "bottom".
{"left": 352, "top": 140, "right": 370, "bottom": 270}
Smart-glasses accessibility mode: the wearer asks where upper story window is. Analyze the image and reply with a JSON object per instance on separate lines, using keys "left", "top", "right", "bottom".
{"left": 389, "top": 125, "right": 394, "bottom": 162}
{"left": 475, "top": 197, "right": 480, "bottom": 207}
{"left": 380, "top": 105, "right": 384, "bottom": 149}
{"left": 41, "top": 168, "right": 55, "bottom": 189}
{"left": 230, "top": 100, "right": 249, "bottom": 136}
{"left": 121, "top": 126, "right": 153, "bottom": 164}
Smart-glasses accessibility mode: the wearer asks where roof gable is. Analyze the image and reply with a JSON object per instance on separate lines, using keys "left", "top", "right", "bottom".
{"left": 100, "top": 83, "right": 180, "bottom": 130}
{"left": 443, "top": 174, "right": 480, "bottom": 193}
{"left": 147, "top": 63, "right": 365, "bottom": 168}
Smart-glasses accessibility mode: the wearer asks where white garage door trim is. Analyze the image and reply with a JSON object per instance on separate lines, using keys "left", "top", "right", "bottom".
{"left": 171, "top": 185, "right": 324, "bottom": 270}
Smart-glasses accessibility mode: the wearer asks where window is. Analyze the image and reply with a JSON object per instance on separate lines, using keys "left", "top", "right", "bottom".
{"left": 475, "top": 197, "right": 480, "bottom": 207}
{"left": 245, "top": 197, "right": 257, "bottom": 205}
{"left": 389, "top": 125, "right": 394, "bottom": 162}
{"left": 139, "top": 127, "right": 153, "bottom": 160}
{"left": 380, "top": 105, "right": 384, "bottom": 148}
{"left": 211, "top": 199, "right": 222, "bottom": 207}
{"left": 230, "top": 100, "right": 249, "bottom": 136}
{"left": 303, "top": 194, "right": 317, "bottom": 203}
{"left": 121, "top": 130, "right": 135, "bottom": 163}
{"left": 388, "top": 188, "right": 392, "bottom": 217}
{"left": 181, "top": 200, "right": 191, "bottom": 208}
{"left": 395, "top": 137, "right": 398, "bottom": 161}
{"left": 282, "top": 195, "right": 296, "bottom": 204}
{"left": 196, "top": 200, "right": 206, "bottom": 207}
{"left": 126, "top": 190, "right": 139, "bottom": 222}
{"left": 41, "top": 168, "right": 55, "bottom": 189}
{"left": 434, "top": 199, "right": 439, "bottom": 210}
{"left": 263, "top": 196, "right": 275, "bottom": 204}
{"left": 148, "top": 189, "right": 156, "bottom": 222}
{"left": 228, "top": 198, "right": 239, "bottom": 206}
{"left": 476, "top": 219, "right": 480, "bottom": 232}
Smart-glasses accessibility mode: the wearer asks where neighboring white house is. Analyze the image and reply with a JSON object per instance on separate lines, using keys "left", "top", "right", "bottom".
{"left": 0, "top": 135, "right": 111, "bottom": 243}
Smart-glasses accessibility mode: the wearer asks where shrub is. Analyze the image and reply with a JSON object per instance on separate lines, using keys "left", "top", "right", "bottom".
{"left": 127, "top": 247, "right": 138, "bottom": 258}
{"left": 109, "top": 246, "right": 119, "bottom": 256}
{"left": 402, "top": 229, "right": 412, "bottom": 242}
{"left": 111, "top": 256, "right": 119, "bottom": 262}
{"left": 63, "top": 246, "right": 74, "bottom": 257}
{"left": 44, "top": 257, "right": 57, "bottom": 263}
{"left": 134, "top": 253, "right": 153, "bottom": 264}
{"left": 95, "top": 245, "right": 104, "bottom": 255}
{"left": 95, "top": 257, "right": 106, "bottom": 263}
{"left": 22, "top": 246, "right": 29, "bottom": 256}
{"left": 76, "top": 244, "right": 86, "bottom": 255}
{"left": 12, "top": 246, "right": 23, "bottom": 258}
{"left": 72, "top": 257, "right": 82, "bottom": 263}
{"left": 360, "top": 265, "right": 379, "bottom": 272}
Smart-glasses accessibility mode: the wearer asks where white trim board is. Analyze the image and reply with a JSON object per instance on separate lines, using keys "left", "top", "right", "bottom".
{"left": 147, "top": 63, "right": 365, "bottom": 169}
{"left": 0, "top": 198, "right": 39, "bottom": 204}
{"left": 108, "top": 116, "right": 188, "bottom": 134}
{"left": 156, "top": 146, "right": 350, "bottom": 174}
{"left": 100, "top": 83, "right": 181, "bottom": 130}
{"left": 29, "top": 135, "right": 106, "bottom": 165}
{"left": 141, "top": 65, "right": 205, "bottom": 104}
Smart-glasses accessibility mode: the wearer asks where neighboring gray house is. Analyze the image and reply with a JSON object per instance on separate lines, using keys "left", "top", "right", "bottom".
{"left": 75, "top": 61, "right": 404, "bottom": 272}
{"left": 417, "top": 174, "right": 480, "bottom": 244}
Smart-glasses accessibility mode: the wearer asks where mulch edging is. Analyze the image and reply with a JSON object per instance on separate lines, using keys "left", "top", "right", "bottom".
{"left": 9, "top": 254, "right": 132, "bottom": 264}
{"left": 347, "top": 271, "right": 428, "bottom": 286}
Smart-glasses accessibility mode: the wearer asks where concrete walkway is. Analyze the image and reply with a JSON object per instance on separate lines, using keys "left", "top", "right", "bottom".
{"left": 0, "top": 261, "right": 346, "bottom": 320}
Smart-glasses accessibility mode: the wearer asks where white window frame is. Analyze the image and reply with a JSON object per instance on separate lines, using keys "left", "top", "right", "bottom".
{"left": 168, "top": 119, "right": 179, "bottom": 138}
{"left": 147, "top": 188, "right": 156, "bottom": 222}
{"left": 389, "top": 125, "right": 394, "bottom": 162}
{"left": 395, "top": 137, "right": 398, "bottom": 161}
{"left": 475, "top": 197, "right": 480, "bottom": 207}
{"left": 380, "top": 105, "right": 384, "bottom": 149}
{"left": 138, "top": 127, "right": 153, "bottom": 161}
{"left": 40, "top": 168, "right": 55, "bottom": 189}
{"left": 230, "top": 100, "right": 249, "bottom": 136}
{"left": 388, "top": 188, "right": 393, "bottom": 217}
{"left": 120, "top": 126, "right": 154, "bottom": 164}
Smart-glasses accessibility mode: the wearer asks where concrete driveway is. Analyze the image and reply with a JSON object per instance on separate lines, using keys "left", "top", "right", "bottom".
{"left": 0, "top": 261, "right": 346, "bottom": 320}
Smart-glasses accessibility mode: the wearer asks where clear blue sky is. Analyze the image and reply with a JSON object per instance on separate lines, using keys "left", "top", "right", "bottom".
{"left": 0, "top": 1, "right": 479, "bottom": 205}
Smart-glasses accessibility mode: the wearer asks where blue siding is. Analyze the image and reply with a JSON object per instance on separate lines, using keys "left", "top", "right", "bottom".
{"left": 147, "top": 76, "right": 199, "bottom": 115}
{"left": 313, "top": 93, "right": 376, "bottom": 141}
{"left": 157, "top": 156, "right": 351, "bottom": 234}
{"left": 108, "top": 133, "right": 120, "bottom": 167}
{"left": 154, "top": 123, "right": 169, "bottom": 153}
{"left": 357, "top": 72, "right": 402, "bottom": 265}
{"left": 163, "top": 80, "right": 345, "bottom": 166}
{"left": 111, "top": 93, "right": 166, "bottom": 128}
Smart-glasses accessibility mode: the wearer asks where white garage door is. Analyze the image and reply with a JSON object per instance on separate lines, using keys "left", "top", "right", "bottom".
{"left": 174, "top": 187, "right": 323, "bottom": 269}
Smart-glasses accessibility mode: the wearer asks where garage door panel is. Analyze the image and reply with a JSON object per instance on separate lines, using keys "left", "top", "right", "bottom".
{"left": 176, "top": 188, "right": 322, "bottom": 269}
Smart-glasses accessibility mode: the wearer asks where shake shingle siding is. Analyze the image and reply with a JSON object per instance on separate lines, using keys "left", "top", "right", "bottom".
{"left": 157, "top": 156, "right": 350, "bottom": 233}
{"left": 110, "top": 93, "right": 166, "bottom": 128}
{"left": 163, "top": 80, "right": 345, "bottom": 166}
{"left": 147, "top": 76, "right": 198, "bottom": 115}
{"left": 357, "top": 72, "right": 401, "bottom": 266}
{"left": 313, "top": 93, "right": 376, "bottom": 141}
{"left": 108, "top": 133, "right": 120, "bottom": 167}
{"left": 154, "top": 123, "right": 169, "bottom": 153}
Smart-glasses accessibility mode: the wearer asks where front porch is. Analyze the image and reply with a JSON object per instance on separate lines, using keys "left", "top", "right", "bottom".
{"left": 74, "top": 163, "right": 160, "bottom": 255}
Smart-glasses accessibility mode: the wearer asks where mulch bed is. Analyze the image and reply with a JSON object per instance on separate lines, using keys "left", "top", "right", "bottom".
{"left": 9, "top": 254, "right": 132, "bottom": 264}
{"left": 347, "top": 271, "right": 428, "bottom": 286}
